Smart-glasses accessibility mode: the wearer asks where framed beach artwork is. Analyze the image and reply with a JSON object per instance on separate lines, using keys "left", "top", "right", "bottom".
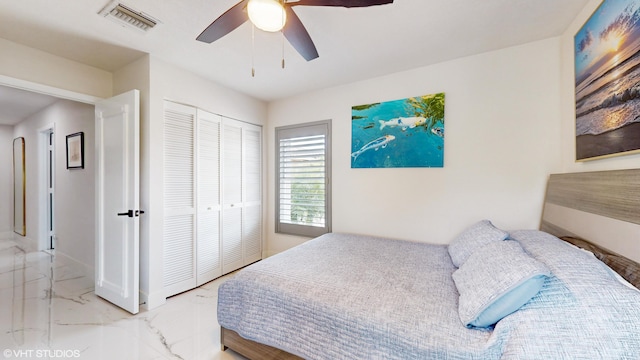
{"left": 66, "top": 132, "right": 84, "bottom": 169}
{"left": 351, "top": 93, "right": 445, "bottom": 168}
{"left": 575, "top": 0, "right": 640, "bottom": 160}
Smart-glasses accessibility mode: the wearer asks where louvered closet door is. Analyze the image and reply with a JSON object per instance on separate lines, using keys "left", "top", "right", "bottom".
{"left": 196, "top": 110, "right": 222, "bottom": 285}
{"left": 243, "top": 124, "right": 262, "bottom": 264}
{"left": 163, "top": 101, "right": 197, "bottom": 296}
{"left": 222, "top": 120, "right": 244, "bottom": 273}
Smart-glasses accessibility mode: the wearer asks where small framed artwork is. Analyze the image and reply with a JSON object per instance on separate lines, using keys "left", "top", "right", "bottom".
{"left": 66, "top": 132, "right": 84, "bottom": 169}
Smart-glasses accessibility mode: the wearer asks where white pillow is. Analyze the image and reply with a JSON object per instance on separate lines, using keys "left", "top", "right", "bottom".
{"left": 452, "top": 240, "right": 551, "bottom": 328}
{"left": 448, "top": 220, "right": 509, "bottom": 267}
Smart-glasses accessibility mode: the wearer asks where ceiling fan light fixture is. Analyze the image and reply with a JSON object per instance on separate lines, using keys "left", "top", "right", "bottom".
{"left": 247, "top": 0, "right": 287, "bottom": 32}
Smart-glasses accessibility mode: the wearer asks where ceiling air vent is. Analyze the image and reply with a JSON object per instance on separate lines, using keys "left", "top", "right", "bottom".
{"left": 98, "top": 1, "right": 158, "bottom": 32}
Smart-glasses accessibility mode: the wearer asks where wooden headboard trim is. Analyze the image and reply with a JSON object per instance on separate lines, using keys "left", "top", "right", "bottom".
{"left": 545, "top": 169, "right": 640, "bottom": 225}
{"left": 542, "top": 169, "right": 640, "bottom": 288}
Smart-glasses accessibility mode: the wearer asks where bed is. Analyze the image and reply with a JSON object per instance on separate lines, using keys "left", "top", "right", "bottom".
{"left": 217, "top": 169, "right": 640, "bottom": 359}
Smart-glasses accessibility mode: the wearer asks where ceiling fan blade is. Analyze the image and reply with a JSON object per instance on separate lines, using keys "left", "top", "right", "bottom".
{"left": 289, "top": 0, "right": 393, "bottom": 7}
{"left": 196, "top": 0, "right": 249, "bottom": 43}
{"left": 283, "top": 7, "right": 319, "bottom": 61}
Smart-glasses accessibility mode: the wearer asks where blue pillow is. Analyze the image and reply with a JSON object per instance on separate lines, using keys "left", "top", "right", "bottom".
{"left": 452, "top": 240, "right": 551, "bottom": 328}
{"left": 448, "top": 220, "right": 509, "bottom": 267}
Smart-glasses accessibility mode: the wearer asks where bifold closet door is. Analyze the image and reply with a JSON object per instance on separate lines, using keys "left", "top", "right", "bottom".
{"left": 221, "top": 121, "right": 243, "bottom": 274}
{"left": 243, "top": 125, "right": 262, "bottom": 264}
{"left": 196, "top": 110, "right": 222, "bottom": 286}
{"left": 163, "top": 102, "right": 197, "bottom": 296}
{"left": 164, "top": 102, "right": 261, "bottom": 292}
{"left": 221, "top": 119, "right": 262, "bottom": 274}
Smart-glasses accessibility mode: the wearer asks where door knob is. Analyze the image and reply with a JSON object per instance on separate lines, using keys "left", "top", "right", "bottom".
{"left": 117, "top": 210, "right": 145, "bottom": 217}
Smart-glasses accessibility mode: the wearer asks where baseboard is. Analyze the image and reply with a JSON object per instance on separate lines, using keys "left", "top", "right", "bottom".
{"left": 16, "top": 235, "right": 38, "bottom": 253}
{"left": 262, "top": 250, "right": 277, "bottom": 258}
{"left": 141, "top": 290, "right": 166, "bottom": 311}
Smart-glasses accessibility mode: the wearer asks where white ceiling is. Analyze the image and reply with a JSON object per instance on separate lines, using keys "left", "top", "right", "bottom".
{"left": 0, "top": 86, "right": 59, "bottom": 125}
{"left": 0, "top": 0, "right": 590, "bottom": 124}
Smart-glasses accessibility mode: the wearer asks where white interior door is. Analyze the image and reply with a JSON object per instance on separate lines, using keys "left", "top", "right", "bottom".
{"left": 95, "top": 90, "right": 140, "bottom": 314}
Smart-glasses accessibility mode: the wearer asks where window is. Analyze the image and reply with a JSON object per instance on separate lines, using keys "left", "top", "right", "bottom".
{"left": 276, "top": 120, "right": 331, "bottom": 237}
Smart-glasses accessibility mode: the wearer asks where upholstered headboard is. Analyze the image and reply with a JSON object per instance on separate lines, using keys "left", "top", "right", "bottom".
{"left": 540, "top": 169, "right": 640, "bottom": 288}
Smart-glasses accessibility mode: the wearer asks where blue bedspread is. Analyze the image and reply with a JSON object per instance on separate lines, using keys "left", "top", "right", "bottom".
{"left": 217, "top": 231, "right": 640, "bottom": 359}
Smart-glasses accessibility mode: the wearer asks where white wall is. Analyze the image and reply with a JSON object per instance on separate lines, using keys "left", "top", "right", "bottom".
{"left": 559, "top": 0, "right": 640, "bottom": 171}
{"left": 52, "top": 101, "right": 95, "bottom": 272}
{"left": 12, "top": 100, "right": 95, "bottom": 270}
{"left": 266, "top": 38, "right": 564, "bottom": 255}
{"left": 0, "top": 38, "right": 112, "bottom": 99}
{"left": 0, "top": 125, "right": 13, "bottom": 235}
{"left": 13, "top": 112, "right": 44, "bottom": 248}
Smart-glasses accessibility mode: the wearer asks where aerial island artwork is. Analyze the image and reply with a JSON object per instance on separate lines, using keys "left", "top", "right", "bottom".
{"left": 351, "top": 93, "right": 445, "bottom": 168}
{"left": 575, "top": 0, "right": 640, "bottom": 160}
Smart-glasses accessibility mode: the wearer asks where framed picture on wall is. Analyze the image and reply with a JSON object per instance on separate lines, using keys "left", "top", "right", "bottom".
{"left": 574, "top": 0, "right": 640, "bottom": 160}
{"left": 351, "top": 93, "right": 445, "bottom": 168}
{"left": 66, "top": 132, "right": 84, "bottom": 169}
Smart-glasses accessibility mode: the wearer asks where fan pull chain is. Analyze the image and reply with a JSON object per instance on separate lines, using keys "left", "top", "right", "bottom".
{"left": 281, "top": 1, "right": 285, "bottom": 69}
{"left": 281, "top": 31, "right": 285, "bottom": 69}
{"left": 251, "top": 24, "right": 256, "bottom": 77}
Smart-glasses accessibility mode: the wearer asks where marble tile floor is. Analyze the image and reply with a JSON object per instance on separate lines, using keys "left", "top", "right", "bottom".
{"left": 0, "top": 236, "right": 247, "bottom": 360}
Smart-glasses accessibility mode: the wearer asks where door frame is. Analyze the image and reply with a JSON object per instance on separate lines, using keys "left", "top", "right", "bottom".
{"left": 0, "top": 75, "right": 100, "bottom": 106}
{"left": 38, "top": 125, "right": 55, "bottom": 250}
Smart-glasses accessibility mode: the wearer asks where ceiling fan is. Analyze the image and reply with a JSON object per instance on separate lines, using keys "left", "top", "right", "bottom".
{"left": 196, "top": 0, "right": 394, "bottom": 61}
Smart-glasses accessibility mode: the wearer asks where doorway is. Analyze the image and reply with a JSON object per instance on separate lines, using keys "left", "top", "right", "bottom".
{"left": 2, "top": 77, "right": 142, "bottom": 314}
{"left": 1, "top": 77, "right": 98, "bottom": 254}
{"left": 44, "top": 128, "right": 55, "bottom": 250}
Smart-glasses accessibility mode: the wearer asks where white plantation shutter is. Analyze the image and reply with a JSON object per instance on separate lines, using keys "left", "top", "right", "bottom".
{"left": 276, "top": 120, "right": 331, "bottom": 237}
